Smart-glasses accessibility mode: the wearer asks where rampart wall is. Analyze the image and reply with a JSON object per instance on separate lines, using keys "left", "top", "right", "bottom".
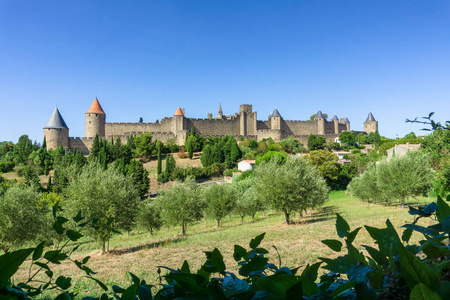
{"left": 283, "top": 120, "right": 318, "bottom": 136}
{"left": 187, "top": 118, "right": 240, "bottom": 136}
{"left": 105, "top": 117, "right": 172, "bottom": 136}
{"left": 69, "top": 137, "right": 93, "bottom": 155}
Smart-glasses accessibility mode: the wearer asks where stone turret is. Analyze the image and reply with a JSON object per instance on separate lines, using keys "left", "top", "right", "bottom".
{"left": 315, "top": 109, "right": 326, "bottom": 135}
{"left": 270, "top": 108, "right": 282, "bottom": 130}
{"left": 217, "top": 104, "right": 223, "bottom": 119}
{"left": 364, "top": 112, "right": 378, "bottom": 134}
{"left": 330, "top": 114, "right": 339, "bottom": 134}
{"left": 172, "top": 107, "right": 187, "bottom": 144}
{"left": 44, "top": 107, "right": 69, "bottom": 150}
{"left": 85, "top": 97, "right": 106, "bottom": 138}
{"left": 340, "top": 117, "right": 350, "bottom": 131}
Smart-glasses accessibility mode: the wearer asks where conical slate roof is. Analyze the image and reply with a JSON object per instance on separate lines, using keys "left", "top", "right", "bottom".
{"left": 342, "top": 117, "right": 350, "bottom": 123}
{"left": 174, "top": 107, "right": 184, "bottom": 116}
{"left": 271, "top": 108, "right": 281, "bottom": 118}
{"left": 86, "top": 97, "right": 105, "bottom": 114}
{"left": 44, "top": 107, "right": 69, "bottom": 129}
{"left": 366, "top": 112, "right": 376, "bottom": 122}
{"left": 218, "top": 104, "right": 223, "bottom": 113}
{"left": 315, "top": 110, "right": 325, "bottom": 119}
{"left": 330, "top": 115, "right": 338, "bottom": 121}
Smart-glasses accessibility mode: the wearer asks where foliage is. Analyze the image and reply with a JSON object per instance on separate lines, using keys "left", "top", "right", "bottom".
{"left": 349, "top": 150, "right": 434, "bottom": 205}
{"left": 63, "top": 162, "right": 140, "bottom": 252}
{"left": 233, "top": 178, "right": 265, "bottom": 222}
{"left": 363, "top": 131, "right": 382, "bottom": 146}
{"left": 156, "top": 177, "right": 205, "bottom": 235}
{"left": 253, "top": 156, "right": 329, "bottom": 224}
{"left": 0, "top": 185, "right": 45, "bottom": 253}
{"left": 308, "top": 150, "right": 342, "bottom": 189}
{"left": 125, "top": 160, "right": 150, "bottom": 198}
{"left": 255, "top": 150, "right": 287, "bottom": 165}
{"left": 133, "top": 132, "right": 156, "bottom": 158}
{"left": 307, "top": 134, "right": 326, "bottom": 151}
{"left": 157, "top": 141, "right": 162, "bottom": 175}
{"left": 0, "top": 161, "right": 15, "bottom": 173}
{"left": 202, "top": 183, "right": 237, "bottom": 227}
{"left": 339, "top": 131, "right": 357, "bottom": 146}
{"left": 137, "top": 200, "right": 163, "bottom": 235}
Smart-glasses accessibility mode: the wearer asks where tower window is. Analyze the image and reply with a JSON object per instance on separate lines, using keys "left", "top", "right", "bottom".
{"left": 89, "top": 121, "right": 91, "bottom": 124}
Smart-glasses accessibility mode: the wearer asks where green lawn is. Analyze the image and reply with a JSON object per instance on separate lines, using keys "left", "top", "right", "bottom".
{"left": 17, "top": 191, "right": 435, "bottom": 298}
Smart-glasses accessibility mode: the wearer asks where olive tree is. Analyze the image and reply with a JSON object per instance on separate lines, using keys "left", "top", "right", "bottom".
{"left": 64, "top": 162, "right": 140, "bottom": 253}
{"left": 233, "top": 178, "right": 265, "bottom": 223}
{"left": 0, "top": 185, "right": 45, "bottom": 252}
{"left": 137, "top": 200, "right": 163, "bottom": 235}
{"left": 348, "top": 150, "right": 434, "bottom": 207}
{"left": 156, "top": 177, "right": 204, "bottom": 235}
{"left": 202, "top": 183, "right": 236, "bottom": 227}
{"left": 253, "top": 156, "right": 329, "bottom": 225}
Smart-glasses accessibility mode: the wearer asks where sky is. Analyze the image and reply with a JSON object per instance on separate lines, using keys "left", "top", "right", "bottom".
{"left": 1, "top": 0, "right": 449, "bottom": 143}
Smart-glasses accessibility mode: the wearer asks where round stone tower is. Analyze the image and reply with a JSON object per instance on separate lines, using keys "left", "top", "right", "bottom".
{"left": 85, "top": 97, "right": 106, "bottom": 138}
{"left": 315, "top": 109, "right": 326, "bottom": 135}
{"left": 364, "top": 112, "right": 378, "bottom": 134}
{"left": 43, "top": 107, "right": 69, "bottom": 150}
{"left": 269, "top": 108, "right": 282, "bottom": 130}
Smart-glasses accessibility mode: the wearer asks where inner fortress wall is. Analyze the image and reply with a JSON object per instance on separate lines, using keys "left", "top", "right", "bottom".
{"left": 324, "top": 121, "right": 337, "bottom": 134}
{"left": 105, "top": 118, "right": 172, "bottom": 136}
{"left": 187, "top": 118, "right": 240, "bottom": 136}
{"left": 283, "top": 120, "right": 318, "bottom": 136}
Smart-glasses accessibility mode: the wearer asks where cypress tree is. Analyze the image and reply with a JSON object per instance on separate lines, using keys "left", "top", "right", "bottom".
{"left": 47, "top": 175, "right": 52, "bottom": 192}
{"left": 116, "top": 137, "right": 122, "bottom": 147}
{"left": 187, "top": 137, "right": 194, "bottom": 159}
{"left": 91, "top": 134, "right": 100, "bottom": 157}
{"left": 41, "top": 138, "right": 47, "bottom": 150}
{"left": 165, "top": 154, "right": 170, "bottom": 174}
{"left": 157, "top": 142, "right": 162, "bottom": 175}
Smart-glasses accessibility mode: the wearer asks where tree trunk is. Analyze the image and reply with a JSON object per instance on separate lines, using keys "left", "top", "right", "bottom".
{"left": 284, "top": 211, "right": 291, "bottom": 225}
{"left": 182, "top": 223, "right": 186, "bottom": 235}
{"left": 102, "top": 241, "right": 106, "bottom": 254}
{"left": 217, "top": 219, "right": 221, "bottom": 227}
{"left": 241, "top": 216, "right": 244, "bottom": 224}
{"left": 262, "top": 210, "right": 265, "bottom": 218}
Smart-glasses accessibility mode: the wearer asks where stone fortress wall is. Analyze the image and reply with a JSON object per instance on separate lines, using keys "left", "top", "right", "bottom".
{"left": 44, "top": 99, "right": 378, "bottom": 154}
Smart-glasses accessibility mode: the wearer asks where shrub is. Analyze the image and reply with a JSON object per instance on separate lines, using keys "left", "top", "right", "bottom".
{"left": 0, "top": 161, "right": 14, "bottom": 173}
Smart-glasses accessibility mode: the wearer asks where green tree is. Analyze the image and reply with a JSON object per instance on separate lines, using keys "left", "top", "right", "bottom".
{"left": 349, "top": 150, "right": 434, "bottom": 207}
{"left": 126, "top": 160, "right": 150, "bottom": 198}
{"left": 133, "top": 132, "right": 156, "bottom": 158}
{"left": 308, "top": 150, "right": 342, "bottom": 189}
{"left": 157, "top": 141, "right": 162, "bottom": 175}
{"left": 307, "top": 134, "right": 326, "bottom": 151}
{"left": 90, "top": 133, "right": 100, "bottom": 158}
{"left": 339, "top": 131, "right": 357, "bottom": 146}
{"left": 156, "top": 177, "right": 204, "bottom": 235}
{"left": 202, "top": 183, "right": 236, "bottom": 227}
{"left": 253, "top": 156, "right": 329, "bottom": 224}
{"left": 0, "top": 185, "right": 45, "bottom": 252}
{"left": 137, "top": 201, "right": 163, "bottom": 235}
{"left": 186, "top": 136, "right": 194, "bottom": 159}
{"left": 64, "top": 162, "right": 140, "bottom": 252}
{"left": 233, "top": 178, "right": 265, "bottom": 223}
{"left": 201, "top": 144, "right": 213, "bottom": 167}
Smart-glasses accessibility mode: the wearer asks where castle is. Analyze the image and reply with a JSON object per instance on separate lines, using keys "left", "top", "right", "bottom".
{"left": 43, "top": 98, "right": 378, "bottom": 154}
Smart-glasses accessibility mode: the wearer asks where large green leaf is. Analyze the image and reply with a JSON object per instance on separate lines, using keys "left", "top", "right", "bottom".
{"left": 250, "top": 233, "right": 266, "bottom": 249}
{"left": 362, "top": 245, "right": 388, "bottom": 267}
{"left": 233, "top": 245, "right": 247, "bottom": 262}
{"left": 437, "top": 196, "right": 450, "bottom": 223}
{"left": 202, "top": 248, "right": 226, "bottom": 274}
{"left": 399, "top": 244, "right": 441, "bottom": 291}
{"left": 0, "top": 248, "right": 34, "bottom": 281}
{"left": 321, "top": 239, "right": 342, "bottom": 252}
{"left": 410, "top": 283, "right": 441, "bottom": 300}
{"left": 336, "top": 214, "right": 350, "bottom": 238}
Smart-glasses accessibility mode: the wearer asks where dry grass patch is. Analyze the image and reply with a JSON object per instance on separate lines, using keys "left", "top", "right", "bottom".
{"left": 14, "top": 191, "right": 434, "bottom": 298}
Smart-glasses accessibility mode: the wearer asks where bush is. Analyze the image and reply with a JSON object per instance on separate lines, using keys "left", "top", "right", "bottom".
{"left": 0, "top": 161, "right": 14, "bottom": 173}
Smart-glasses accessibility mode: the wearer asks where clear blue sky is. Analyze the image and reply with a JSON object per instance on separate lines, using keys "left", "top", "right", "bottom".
{"left": 1, "top": 1, "right": 449, "bottom": 143}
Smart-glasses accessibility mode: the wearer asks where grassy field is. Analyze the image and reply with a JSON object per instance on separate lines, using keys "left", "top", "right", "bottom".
{"left": 15, "top": 191, "right": 435, "bottom": 298}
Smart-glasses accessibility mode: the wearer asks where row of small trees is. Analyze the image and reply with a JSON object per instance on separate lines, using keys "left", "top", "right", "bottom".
{"left": 144, "top": 156, "right": 330, "bottom": 236}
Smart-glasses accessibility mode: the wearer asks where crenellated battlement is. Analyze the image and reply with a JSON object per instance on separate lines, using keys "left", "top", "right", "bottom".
{"left": 47, "top": 99, "right": 373, "bottom": 153}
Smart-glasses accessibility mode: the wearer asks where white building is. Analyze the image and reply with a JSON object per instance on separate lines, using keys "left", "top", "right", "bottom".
{"left": 238, "top": 160, "right": 256, "bottom": 172}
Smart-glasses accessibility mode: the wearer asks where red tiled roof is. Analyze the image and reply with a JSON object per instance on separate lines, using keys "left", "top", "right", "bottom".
{"left": 174, "top": 107, "right": 184, "bottom": 116}
{"left": 86, "top": 98, "right": 105, "bottom": 114}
